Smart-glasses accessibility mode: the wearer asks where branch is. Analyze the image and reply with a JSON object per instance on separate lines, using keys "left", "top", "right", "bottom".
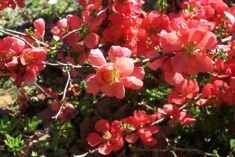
{"left": 33, "top": 82, "right": 51, "bottom": 97}
{"left": 52, "top": 71, "right": 71, "bottom": 119}
{"left": 0, "top": 28, "right": 35, "bottom": 48}
{"left": 74, "top": 149, "right": 97, "bottom": 157}
{"left": 62, "top": 28, "right": 81, "bottom": 39}
{"left": 1, "top": 27, "right": 49, "bottom": 47}
{"left": 135, "top": 52, "right": 176, "bottom": 64}
{"left": 0, "top": 27, "right": 50, "bottom": 48}
{"left": 43, "top": 61, "right": 82, "bottom": 69}
{"left": 131, "top": 145, "right": 217, "bottom": 157}
{"left": 61, "top": 71, "right": 71, "bottom": 102}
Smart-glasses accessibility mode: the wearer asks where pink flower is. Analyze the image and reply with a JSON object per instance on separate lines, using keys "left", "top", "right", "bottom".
{"left": 86, "top": 46, "right": 144, "bottom": 99}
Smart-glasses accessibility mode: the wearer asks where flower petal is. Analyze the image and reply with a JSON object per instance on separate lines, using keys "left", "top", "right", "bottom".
{"left": 98, "top": 143, "right": 113, "bottom": 155}
{"left": 95, "top": 119, "right": 110, "bottom": 133}
{"left": 86, "top": 75, "right": 100, "bottom": 95}
{"left": 84, "top": 33, "right": 100, "bottom": 49}
{"left": 122, "top": 76, "right": 143, "bottom": 90}
{"left": 114, "top": 57, "right": 134, "bottom": 77}
{"left": 108, "top": 46, "right": 132, "bottom": 61}
{"left": 88, "top": 49, "right": 106, "bottom": 67}
{"left": 87, "top": 132, "right": 102, "bottom": 147}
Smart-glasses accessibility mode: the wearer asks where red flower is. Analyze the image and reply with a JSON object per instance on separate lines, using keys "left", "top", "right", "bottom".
{"left": 87, "top": 119, "right": 124, "bottom": 155}
{"left": 122, "top": 111, "right": 160, "bottom": 147}
{"left": 33, "top": 18, "right": 45, "bottom": 39}
{"left": 0, "top": 0, "right": 24, "bottom": 10}
{"left": 168, "top": 79, "right": 199, "bottom": 105}
{"left": 160, "top": 104, "right": 195, "bottom": 125}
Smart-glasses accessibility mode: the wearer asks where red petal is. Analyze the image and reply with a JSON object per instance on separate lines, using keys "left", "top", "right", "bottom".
{"left": 84, "top": 33, "right": 100, "bottom": 49}
{"left": 110, "top": 134, "right": 124, "bottom": 152}
{"left": 125, "top": 133, "right": 138, "bottom": 144}
{"left": 33, "top": 18, "right": 45, "bottom": 38}
{"left": 86, "top": 75, "right": 100, "bottom": 95}
{"left": 131, "top": 66, "right": 145, "bottom": 80}
{"left": 122, "top": 76, "right": 143, "bottom": 90}
{"left": 95, "top": 119, "right": 110, "bottom": 133}
{"left": 67, "top": 14, "right": 82, "bottom": 30}
{"left": 108, "top": 46, "right": 132, "bottom": 62}
{"left": 88, "top": 49, "right": 106, "bottom": 67}
{"left": 114, "top": 57, "right": 134, "bottom": 77}
{"left": 87, "top": 132, "right": 102, "bottom": 147}
{"left": 98, "top": 143, "right": 113, "bottom": 155}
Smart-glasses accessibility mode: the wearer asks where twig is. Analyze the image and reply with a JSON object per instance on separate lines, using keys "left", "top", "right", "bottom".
{"left": 151, "top": 118, "right": 165, "bottom": 126}
{"left": 221, "top": 35, "right": 232, "bottom": 43}
{"left": 33, "top": 82, "right": 51, "bottom": 97}
{"left": 43, "top": 61, "right": 82, "bottom": 69}
{"left": 0, "top": 28, "right": 35, "bottom": 48}
{"left": 74, "top": 149, "right": 97, "bottom": 157}
{"left": 62, "top": 28, "right": 81, "bottom": 39}
{"left": 61, "top": 71, "right": 71, "bottom": 102}
{"left": 1, "top": 27, "right": 49, "bottom": 47}
{"left": 135, "top": 52, "right": 175, "bottom": 64}
{"left": 52, "top": 71, "right": 71, "bottom": 119}
{"left": 131, "top": 145, "right": 217, "bottom": 157}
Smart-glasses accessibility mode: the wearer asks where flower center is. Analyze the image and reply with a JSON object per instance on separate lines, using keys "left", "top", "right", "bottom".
{"left": 183, "top": 42, "right": 198, "bottom": 55}
{"left": 22, "top": 53, "right": 35, "bottom": 63}
{"left": 102, "top": 131, "right": 112, "bottom": 140}
{"left": 111, "top": 69, "right": 120, "bottom": 83}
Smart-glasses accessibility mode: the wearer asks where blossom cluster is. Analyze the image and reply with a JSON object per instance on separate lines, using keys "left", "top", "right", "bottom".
{"left": 86, "top": 108, "right": 194, "bottom": 155}
{"left": 0, "top": 0, "right": 24, "bottom": 10}
{"left": 0, "top": 19, "right": 47, "bottom": 86}
{"left": 1, "top": 0, "right": 235, "bottom": 155}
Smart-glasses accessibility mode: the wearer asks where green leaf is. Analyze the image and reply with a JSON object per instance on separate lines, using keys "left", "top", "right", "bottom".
{"left": 230, "top": 139, "right": 235, "bottom": 150}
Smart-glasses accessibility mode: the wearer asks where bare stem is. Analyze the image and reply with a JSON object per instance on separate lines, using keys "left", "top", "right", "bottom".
{"left": 33, "top": 82, "right": 51, "bottom": 97}
{"left": 131, "top": 145, "right": 217, "bottom": 157}
{"left": 43, "top": 61, "right": 82, "bottom": 69}
{"left": 62, "top": 28, "right": 81, "bottom": 39}
{"left": 73, "top": 149, "right": 98, "bottom": 157}
{"left": 52, "top": 71, "right": 71, "bottom": 119}
{"left": 0, "top": 28, "right": 35, "bottom": 48}
{"left": 1, "top": 27, "right": 49, "bottom": 47}
{"left": 135, "top": 52, "right": 175, "bottom": 64}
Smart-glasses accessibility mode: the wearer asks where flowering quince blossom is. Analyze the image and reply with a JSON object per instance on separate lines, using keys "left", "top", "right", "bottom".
{"left": 87, "top": 111, "right": 161, "bottom": 155}
{"left": 86, "top": 46, "right": 144, "bottom": 99}
{"left": 86, "top": 119, "right": 124, "bottom": 155}
{"left": 202, "top": 59, "right": 235, "bottom": 105}
{"left": 159, "top": 104, "right": 196, "bottom": 125}
{"left": 157, "top": 26, "right": 217, "bottom": 76}
{"left": 122, "top": 111, "right": 160, "bottom": 147}
{"left": 0, "top": 18, "right": 48, "bottom": 85}
{"left": 0, "top": 0, "right": 24, "bottom": 10}
{"left": 33, "top": 18, "right": 46, "bottom": 39}
{"left": 4, "top": 0, "right": 235, "bottom": 156}
{"left": 168, "top": 79, "right": 199, "bottom": 105}
{"left": 0, "top": 36, "right": 47, "bottom": 85}
{"left": 51, "top": 3, "right": 106, "bottom": 52}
